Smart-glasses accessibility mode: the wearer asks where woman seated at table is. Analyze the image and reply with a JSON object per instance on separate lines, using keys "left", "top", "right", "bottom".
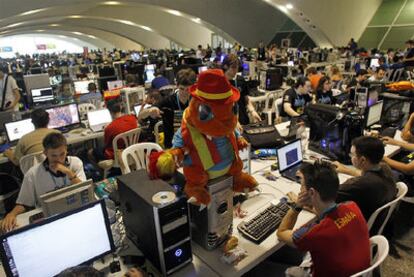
{"left": 315, "top": 76, "right": 335, "bottom": 105}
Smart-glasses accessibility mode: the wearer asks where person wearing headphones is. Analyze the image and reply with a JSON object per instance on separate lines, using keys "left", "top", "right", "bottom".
{"left": 1, "top": 133, "right": 86, "bottom": 232}
{"left": 222, "top": 54, "right": 261, "bottom": 125}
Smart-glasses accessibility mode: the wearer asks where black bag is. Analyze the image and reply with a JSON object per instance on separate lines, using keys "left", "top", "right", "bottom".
{"left": 242, "top": 121, "right": 283, "bottom": 149}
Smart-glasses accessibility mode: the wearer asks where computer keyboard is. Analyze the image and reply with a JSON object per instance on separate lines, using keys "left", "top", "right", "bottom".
{"left": 237, "top": 201, "right": 290, "bottom": 244}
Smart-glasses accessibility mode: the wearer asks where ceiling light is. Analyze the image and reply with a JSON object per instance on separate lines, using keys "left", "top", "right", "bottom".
{"left": 286, "top": 4, "right": 293, "bottom": 9}
{"left": 49, "top": 24, "right": 60, "bottom": 27}
{"left": 166, "top": 9, "right": 182, "bottom": 16}
{"left": 118, "top": 19, "right": 135, "bottom": 26}
{"left": 59, "top": 35, "right": 67, "bottom": 38}
{"left": 37, "top": 30, "right": 45, "bottom": 32}
{"left": 191, "top": 17, "right": 201, "bottom": 24}
{"left": 20, "top": 8, "right": 46, "bottom": 16}
{"left": 72, "top": 38, "right": 79, "bottom": 41}
{"left": 87, "top": 35, "right": 97, "bottom": 39}
{"left": 68, "top": 15, "right": 83, "bottom": 19}
{"left": 140, "top": 25, "right": 152, "bottom": 31}
{"left": 72, "top": 31, "right": 84, "bottom": 35}
{"left": 102, "top": 1, "right": 122, "bottom": 5}
{"left": 279, "top": 5, "right": 287, "bottom": 13}
{"left": 5, "top": 22, "right": 23, "bottom": 28}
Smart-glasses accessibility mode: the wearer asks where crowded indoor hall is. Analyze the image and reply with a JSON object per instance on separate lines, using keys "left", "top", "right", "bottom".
{"left": 0, "top": 0, "right": 413, "bottom": 276}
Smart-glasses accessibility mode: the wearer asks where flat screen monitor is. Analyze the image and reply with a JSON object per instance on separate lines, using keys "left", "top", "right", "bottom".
{"left": 107, "top": 80, "right": 123, "bottom": 91}
{"left": 40, "top": 179, "right": 95, "bottom": 217}
{"left": 31, "top": 87, "right": 54, "bottom": 105}
{"left": 145, "top": 64, "right": 155, "bottom": 83}
{"left": 46, "top": 103, "right": 80, "bottom": 131}
{"left": 366, "top": 101, "right": 383, "bottom": 128}
{"left": 98, "top": 66, "right": 115, "bottom": 77}
{"left": 4, "top": 119, "right": 35, "bottom": 143}
{"left": 0, "top": 200, "right": 115, "bottom": 277}
{"left": 74, "top": 80, "right": 91, "bottom": 94}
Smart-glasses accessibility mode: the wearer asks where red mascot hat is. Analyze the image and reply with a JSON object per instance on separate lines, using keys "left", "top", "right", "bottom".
{"left": 189, "top": 69, "right": 240, "bottom": 104}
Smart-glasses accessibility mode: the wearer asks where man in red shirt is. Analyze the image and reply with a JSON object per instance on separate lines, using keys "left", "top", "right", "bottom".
{"left": 277, "top": 162, "right": 370, "bottom": 277}
{"left": 89, "top": 99, "right": 138, "bottom": 163}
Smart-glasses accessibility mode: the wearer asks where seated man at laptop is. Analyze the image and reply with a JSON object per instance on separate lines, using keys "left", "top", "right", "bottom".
{"left": 280, "top": 77, "right": 312, "bottom": 118}
{"left": 89, "top": 99, "right": 138, "bottom": 163}
{"left": 277, "top": 162, "right": 370, "bottom": 277}
{"left": 1, "top": 133, "right": 86, "bottom": 232}
{"left": 333, "top": 136, "right": 396, "bottom": 220}
{"left": 79, "top": 82, "right": 102, "bottom": 106}
{"left": 4, "top": 108, "right": 59, "bottom": 166}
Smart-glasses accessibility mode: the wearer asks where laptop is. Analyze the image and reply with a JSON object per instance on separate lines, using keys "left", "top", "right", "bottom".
{"left": 276, "top": 139, "right": 303, "bottom": 182}
{"left": 87, "top": 109, "right": 112, "bottom": 132}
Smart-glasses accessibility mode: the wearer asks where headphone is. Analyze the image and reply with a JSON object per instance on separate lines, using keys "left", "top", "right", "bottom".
{"left": 43, "top": 157, "right": 70, "bottom": 178}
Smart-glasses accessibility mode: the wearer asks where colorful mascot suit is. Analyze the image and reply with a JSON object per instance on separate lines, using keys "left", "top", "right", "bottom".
{"left": 149, "top": 69, "right": 258, "bottom": 206}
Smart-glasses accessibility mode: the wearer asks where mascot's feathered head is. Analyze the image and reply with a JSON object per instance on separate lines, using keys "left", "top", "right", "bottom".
{"left": 186, "top": 69, "right": 240, "bottom": 137}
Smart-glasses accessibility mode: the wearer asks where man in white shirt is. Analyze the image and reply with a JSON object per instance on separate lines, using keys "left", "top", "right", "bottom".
{"left": 1, "top": 132, "right": 86, "bottom": 232}
{"left": 0, "top": 67, "right": 20, "bottom": 111}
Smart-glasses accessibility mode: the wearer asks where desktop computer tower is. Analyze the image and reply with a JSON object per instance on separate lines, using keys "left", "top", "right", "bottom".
{"left": 117, "top": 170, "right": 192, "bottom": 276}
{"left": 189, "top": 175, "right": 233, "bottom": 250}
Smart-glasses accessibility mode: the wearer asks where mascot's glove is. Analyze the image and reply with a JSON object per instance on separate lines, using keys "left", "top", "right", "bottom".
{"left": 148, "top": 148, "right": 186, "bottom": 180}
{"left": 237, "top": 136, "right": 250, "bottom": 150}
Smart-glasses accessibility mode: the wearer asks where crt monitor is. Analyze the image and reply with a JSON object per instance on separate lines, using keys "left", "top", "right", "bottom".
{"left": 366, "top": 101, "right": 383, "bottom": 128}
{"left": 4, "top": 119, "right": 35, "bottom": 144}
{"left": 73, "top": 80, "right": 90, "bottom": 94}
{"left": 46, "top": 103, "right": 80, "bottom": 131}
{"left": 40, "top": 179, "right": 95, "bottom": 217}
{"left": 0, "top": 200, "right": 115, "bottom": 277}
{"left": 31, "top": 87, "right": 54, "bottom": 105}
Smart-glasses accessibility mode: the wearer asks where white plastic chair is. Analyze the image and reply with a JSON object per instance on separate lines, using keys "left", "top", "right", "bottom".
{"left": 98, "top": 127, "right": 141, "bottom": 178}
{"left": 350, "top": 235, "right": 389, "bottom": 277}
{"left": 78, "top": 103, "right": 97, "bottom": 121}
{"left": 367, "top": 182, "right": 408, "bottom": 235}
{"left": 121, "top": 142, "right": 162, "bottom": 174}
{"left": 19, "top": 151, "right": 46, "bottom": 174}
{"left": 262, "top": 92, "right": 279, "bottom": 125}
{"left": 274, "top": 98, "right": 284, "bottom": 121}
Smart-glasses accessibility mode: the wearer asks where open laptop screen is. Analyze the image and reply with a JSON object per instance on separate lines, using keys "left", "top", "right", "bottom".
{"left": 276, "top": 139, "right": 303, "bottom": 172}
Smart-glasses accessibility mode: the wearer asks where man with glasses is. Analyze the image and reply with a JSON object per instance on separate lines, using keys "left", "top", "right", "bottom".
{"left": 277, "top": 162, "right": 370, "bottom": 277}
{"left": 332, "top": 136, "right": 396, "bottom": 221}
{"left": 144, "top": 68, "right": 196, "bottom": 148}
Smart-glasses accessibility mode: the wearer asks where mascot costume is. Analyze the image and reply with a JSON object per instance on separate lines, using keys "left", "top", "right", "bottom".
{"left": 149, "top": 69, "right": 258, "bottom": 208}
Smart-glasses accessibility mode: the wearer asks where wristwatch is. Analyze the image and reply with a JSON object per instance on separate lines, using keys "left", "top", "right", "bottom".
{"left": 287, "top": 202, "right": 303, "bottom": 213}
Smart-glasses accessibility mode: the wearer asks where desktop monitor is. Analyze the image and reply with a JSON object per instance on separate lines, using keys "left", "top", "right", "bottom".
{"left": 73, "top": 80, "right": 91, "bottom": 95}
{"left": 31, "top": 87, "right": 54, "bottom": 106}
{"left": 366, "top": 101, "right": 383, "bottom": 128}
{"left": 46, "top": 103, "right": 80, "bottom": 131}
{"left": 145, "top": 64, "right": 156, "bottom": 83}
{"left": 107, "top": 80, "right": 123, "bottom": 91}
{"left": 40, "top": 179, "right": 95, "bottom": 217}
{"left": 0, "top": 200, "right": 115, "bottom": 277}
{"left": 98, "top": 66, "right": 116, "bottom": 77}
{"left": 4, "top": 119, "right": 35, "bottom": 144}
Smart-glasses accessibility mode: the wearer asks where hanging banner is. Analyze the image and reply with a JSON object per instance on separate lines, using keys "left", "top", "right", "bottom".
{"left": 0, "top": 46, "right": 13, "bottom": 52}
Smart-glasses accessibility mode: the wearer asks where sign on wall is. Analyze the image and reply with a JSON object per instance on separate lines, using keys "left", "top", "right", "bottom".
{"left": 36, "top": 44, "right": 57, "bottom": 50}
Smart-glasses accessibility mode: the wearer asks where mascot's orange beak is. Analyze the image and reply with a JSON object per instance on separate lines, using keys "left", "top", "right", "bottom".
{"left": 186, "top": 98, "right": 238, "bottom": 138}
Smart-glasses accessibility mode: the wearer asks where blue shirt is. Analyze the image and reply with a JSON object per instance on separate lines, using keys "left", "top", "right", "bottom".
{"left": 173, "top": 127, "right": 238, "bottom": 171}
